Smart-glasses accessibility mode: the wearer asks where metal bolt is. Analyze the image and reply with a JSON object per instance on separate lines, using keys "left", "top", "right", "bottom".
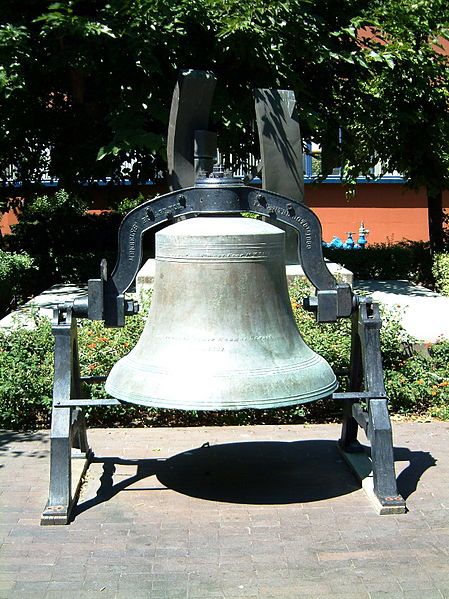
{"left": 178, "top": 195, "right": 186, "bottom": 207}
{"left": 125, "top": 300, "right": 139, "bottom": 315}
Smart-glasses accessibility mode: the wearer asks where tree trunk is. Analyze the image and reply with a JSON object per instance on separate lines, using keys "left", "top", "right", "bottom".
{"left": 427, "top": 187, "right": 445, "bottom": 255}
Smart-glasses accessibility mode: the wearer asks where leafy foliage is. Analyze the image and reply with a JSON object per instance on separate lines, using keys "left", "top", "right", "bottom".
{"left": 432, "top": 252, "right": 449, "bottom": 295}
{"left": 114, "top": 193, "right": 151, "bottom": 216}
{"left": 0, "top": 315, "right": 54, "bottom": 428}
{"left": 324, "top": 241, "right": 433, "bottom": 284}
{"left": 4, "top": 189, "right": 121, "bottom": 292}
{"left": 1, "top": 0, "right": 448, "bottom": 246}
{"left": 340, "top": 3, "right": 449, "bottom": 189}
{"left": 336, "top": 0, "right": 449, "bottom": 250}
{"left": 1, "top": 278, "right": 448, "bottom": 430}
{"left": 0, "top": 249, "right": 36, "bottom": 316}
{"left": 0, "top": 0, "right": 421, "bottom": 185}
{"left": 385, "top": 348, "right": 449, "bottom": 415}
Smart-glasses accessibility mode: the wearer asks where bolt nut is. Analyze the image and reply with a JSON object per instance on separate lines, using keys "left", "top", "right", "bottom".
{"left": 125, "top": 300, "right": 139, "bottom": 315}
{"left": 303, "top": 296, "right": 318, "bottom": 312}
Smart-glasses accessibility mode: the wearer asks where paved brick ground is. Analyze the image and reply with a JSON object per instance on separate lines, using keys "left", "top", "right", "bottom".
{"left": 1, "top": 422, "right": 448, "bottom": 599}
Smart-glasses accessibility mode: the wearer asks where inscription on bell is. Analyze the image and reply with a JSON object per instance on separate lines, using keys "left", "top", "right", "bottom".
{"left": 156, "top": 334, "right": 274, "bottom": 342}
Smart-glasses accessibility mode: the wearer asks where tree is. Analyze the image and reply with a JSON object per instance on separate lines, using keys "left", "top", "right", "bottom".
{"left": 0, "top": 1, "right": 377, "bottom": 189}
{"left": 334, "top": 0, "right": 449, "bottom": 253}
{"left": 0, "top": 1, "right": 448, "bottom": 252}
{"left": 202, "top": 0, "right": 449, "bottom": 253}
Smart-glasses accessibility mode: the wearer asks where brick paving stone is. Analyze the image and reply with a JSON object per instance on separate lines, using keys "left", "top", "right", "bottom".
{"left": 320, "top": 595, "right": 372, "bottom": 599}
{"left": 368, "top": 594, "right": 406, "bottom": 599}
{"left": 8, "top": 592, "right": 47, "bottom": 599}
{"left": 404, "top": 593, "right": 445, "bottom": 599}
{"left": 115, "top": 593, "right": 159, "bottom": 599}
{"left": 45, "top": 592, "right": 110, "bottom": 599}
{"left": 1, "top": 423, "right": 449, "bottom": 598}
{"left": 12, "top": 581, "right": 50, "bottom": 594}
{"left": 398, "top": 576, "right": 439, "bottom": 591}
{"left": 435, "top": 584, "right": 449, "bottom": 598}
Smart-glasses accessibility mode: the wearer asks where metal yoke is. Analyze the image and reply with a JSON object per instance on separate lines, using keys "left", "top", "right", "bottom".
{"left": 86, "top": 181, "right": 353, "bottom": 328}
{"left": 167, "top": 69, "right": 217, "bottom": 190}
{"left": 41, "top": 70, "right": 406, "bottom": 525}
{"left": 254, "top": 88, "right": 304, "bottom": 203}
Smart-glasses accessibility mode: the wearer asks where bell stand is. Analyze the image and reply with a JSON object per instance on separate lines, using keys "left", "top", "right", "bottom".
{"left": 41, "top": 181, "right": 406, "bottom": 524}
{"left": 41, "top": 71, "right": 406, "bottom": 524}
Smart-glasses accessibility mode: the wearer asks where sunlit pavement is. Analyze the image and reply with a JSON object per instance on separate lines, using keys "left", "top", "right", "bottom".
{"left": 1, "top": 422, "right": 448, "bottom": 598}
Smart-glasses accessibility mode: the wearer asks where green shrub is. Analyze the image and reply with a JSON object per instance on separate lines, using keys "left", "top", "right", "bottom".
{"left": 4, "top": 189, "right": 161, "bottom": 298}
{"left": 324, "top": 241, "right": 432, "bottom": 285}
{"left": 0, "top": 316, "right": 54, "bottom": 428}
{"left": 4, "top": 189, "right": 121, "bottom": 292}
{"left": 77, "top": 314, "right": 150, "bottom": 426}
{"left": 385, "top": 341, "right": 449, "bottom": 414}
{"left": 0, "top": 250, "right": 37, "bottom": 317}
{"left": 115, "top": 193, "right": 149, "bottom": 216}
{"left": 289, "top": 277, "right": 351, "bottom": 376}
{"left": 22, "top": 188, "right": 88, "bottom": 218}
{"left": 1, "top": 281, "right": 448, "bottom": 430}
{"left": 424, "top": 341, "right": 449, "bottom": 419}
{"left": 432, "top": 252, "right": 449, "bottom": 296}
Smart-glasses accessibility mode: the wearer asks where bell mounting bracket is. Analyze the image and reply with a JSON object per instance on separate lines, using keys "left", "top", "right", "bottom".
{"left": 85, "top": 181, "right": 353, "bottom": 327}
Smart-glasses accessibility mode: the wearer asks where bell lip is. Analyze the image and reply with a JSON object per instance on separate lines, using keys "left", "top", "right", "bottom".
{"left": 104, "top": 378, "right": 338, "bottom": 411}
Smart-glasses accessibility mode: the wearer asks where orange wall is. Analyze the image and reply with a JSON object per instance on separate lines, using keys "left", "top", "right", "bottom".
{"left": 306, "top": 184, "right": 449, "bottom": 244}
{"left": 1, "top": 184, "right": 449, "bottom": 244}
{"left": 0, "top": 206, "right": 20, "bottom": 236}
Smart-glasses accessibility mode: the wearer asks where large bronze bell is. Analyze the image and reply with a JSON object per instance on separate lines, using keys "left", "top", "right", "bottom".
{"left": 105, "top": 217, "right": 337, "bottom": 410}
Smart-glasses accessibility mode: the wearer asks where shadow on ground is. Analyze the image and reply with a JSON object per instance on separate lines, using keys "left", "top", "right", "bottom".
{"left": 0, "top": 430, "right": 49, "bottom": 450}
{"left": 73, "top": 440, "right": 436, "bottom": 520}
{"left": 0, "top": 430, "right": 49, "bottom": 470}
{"left": 395, "top": 446, "right": 436, "bottom": 499}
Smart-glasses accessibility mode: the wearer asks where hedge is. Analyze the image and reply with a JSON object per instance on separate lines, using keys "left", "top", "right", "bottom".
{"left": 1, "top": 279, "right": 448, "bottom": 430}
{"left": 324, "top": 241, "right": 433, "bottom": 285}
{"left": 433, "top": 253, "right": 449, "bottom": 296}
{"left": 0, "top": 250, "right": 37, "bottom": 317}
{"left": 3, "top": 190, "right": 122, "bottom": 294}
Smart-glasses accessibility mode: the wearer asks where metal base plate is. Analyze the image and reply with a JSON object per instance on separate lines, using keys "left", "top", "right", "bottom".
{"left": 41, "top": 451, "right": 92, "bottom": 525}
{"left": 337, "top": 444, "right": 407, "bottom": 515}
